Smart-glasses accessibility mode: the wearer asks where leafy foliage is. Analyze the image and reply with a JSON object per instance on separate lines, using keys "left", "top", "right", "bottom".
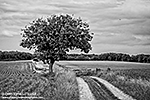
{"left": 20, "top": 14, "right": 93, "bottom": 61}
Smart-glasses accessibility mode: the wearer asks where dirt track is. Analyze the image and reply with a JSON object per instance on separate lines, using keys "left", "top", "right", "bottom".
{"left": 91, "top": 76, "right": 136, "bottom": 100}
{"left": 76, "top": 77, "right": 95, "bottom": 100}
{"left": 77, "top": 76, "right": 136, "bottom": 100}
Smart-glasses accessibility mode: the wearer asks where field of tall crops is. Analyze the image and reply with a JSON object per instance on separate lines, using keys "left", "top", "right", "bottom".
{"left": 0, "top": 61, "right": 79, "bottom": 100}
{"left": 0, "top": 62, "right": 47, "bottom": 99}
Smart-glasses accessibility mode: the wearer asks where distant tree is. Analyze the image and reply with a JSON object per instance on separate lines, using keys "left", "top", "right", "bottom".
{"left": 137, "top": 54, "right": 144, "bottom": 63}
{"left": 108, "top": 56, "right": 112, "bottom": 61}
{"left": 147, "top": 56, "right": 150, "bottom": 63}
{"left": 130, "top": 55, "right": 137, "bottom": 62}
{"left": 116, "top": 53, "right": 123, "bottom": 61}
{"left": 142, "top": 56, "right": 147, "bottom": 63}
{"left": 20, "top": 14, "right": 94, "bottom": 75}
{"left": 0, "top": 51, "right": 3, "bottom": 60}
{"left": 121, "top": 54, "right": 131, "bottom": 61}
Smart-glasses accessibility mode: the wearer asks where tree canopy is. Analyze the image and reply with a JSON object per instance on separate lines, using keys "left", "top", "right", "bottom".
{"left": 20, "top": 14, "right": 94, "bottom": 73}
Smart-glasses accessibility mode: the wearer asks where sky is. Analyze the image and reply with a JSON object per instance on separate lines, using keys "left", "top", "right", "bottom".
{"left": 0, "top": 0, "right": 150, "bottom": 54}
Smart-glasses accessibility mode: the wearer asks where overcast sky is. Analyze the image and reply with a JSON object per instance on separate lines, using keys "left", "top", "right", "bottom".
{"left": 0, "top": 0, "right": 150, "bottom": 54}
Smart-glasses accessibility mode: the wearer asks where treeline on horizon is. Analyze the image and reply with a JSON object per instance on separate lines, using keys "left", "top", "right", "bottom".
{"left": 0, "top": 51, "right": 33, "bottom": 61}
{"left": 63, "top": 53, "right": 150, "bottom": 63}
{"left": 0, "top": 50, "right": 150, "bottom": 63}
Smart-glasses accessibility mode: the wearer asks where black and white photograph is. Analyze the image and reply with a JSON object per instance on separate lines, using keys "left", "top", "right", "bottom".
{"left": 0, "top": 0, "right": 150, "bottom": 100}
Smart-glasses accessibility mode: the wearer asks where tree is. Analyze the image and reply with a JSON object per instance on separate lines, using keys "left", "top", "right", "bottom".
{"left": 20, "top": 14, "right": 94, "bottom": 75}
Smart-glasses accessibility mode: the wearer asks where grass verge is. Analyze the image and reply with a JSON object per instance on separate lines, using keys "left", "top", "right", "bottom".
{"left": 42, "top": 64, "right": 79, "bottom": 100}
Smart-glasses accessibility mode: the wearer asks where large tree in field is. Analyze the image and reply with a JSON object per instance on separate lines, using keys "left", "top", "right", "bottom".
{"left": 20, "top": 14, "right": 94, "bottom": 74}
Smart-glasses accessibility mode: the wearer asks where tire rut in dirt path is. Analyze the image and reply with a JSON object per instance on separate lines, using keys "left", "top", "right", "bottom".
{"left": 91, "top": 76, "right": 136, "bottom": 100}
{"left": 76, "top": 77, "right": 95, "bottom": 100}
{"left": 81, "top": 76, "right": 119, "bottom": 100}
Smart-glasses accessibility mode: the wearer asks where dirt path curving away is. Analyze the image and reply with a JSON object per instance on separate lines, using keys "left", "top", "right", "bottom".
{"left": 76, "top": 77, "right": 95, "bottom": 100}
{"left": 91, "top": 76, "right": 136, "bottom": 100}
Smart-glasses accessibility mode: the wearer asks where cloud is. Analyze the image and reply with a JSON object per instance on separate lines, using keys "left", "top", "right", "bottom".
{"left": 1, "top": 30, "right": 18, "bottom": 36}
{"left": 117, "top": 0, "right": 150, "bottom": 15}
{"left": 91, "top": 43, "right": 150, "bottom": 54}
{"left": 0, "top": 0, "right": 150, "bottom": 54}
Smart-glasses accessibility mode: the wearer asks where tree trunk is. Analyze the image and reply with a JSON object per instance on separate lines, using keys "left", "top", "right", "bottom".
{"left": 48, "top": 58, "right": 55, "bottom": 75}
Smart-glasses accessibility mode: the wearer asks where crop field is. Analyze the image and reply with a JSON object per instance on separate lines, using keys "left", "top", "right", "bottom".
{"left": 0, "top": 61, "right": 79, "bottom": 100}
{"left": 58, "top": 61, "right": 150, "bottom": 69}
{"left": 0, "top": 61, "right": 48, "bottom": 99}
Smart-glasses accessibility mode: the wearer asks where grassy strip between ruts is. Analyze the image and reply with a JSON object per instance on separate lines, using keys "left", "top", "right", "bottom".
{"left": 91, "top": 78, "right": 119, "bottom": 100}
